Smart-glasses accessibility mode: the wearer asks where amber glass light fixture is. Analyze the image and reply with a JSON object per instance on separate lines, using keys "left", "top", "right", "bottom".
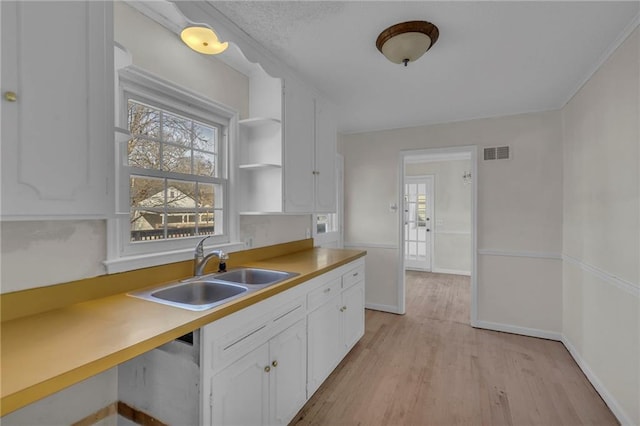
{"left": 180, "top": 25, "right": 228, "bottom": 55}
{"left": 376, "top": 21, "right": 439, "bottom": 67}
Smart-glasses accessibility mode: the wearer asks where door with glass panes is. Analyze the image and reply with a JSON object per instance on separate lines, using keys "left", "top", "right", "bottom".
{"left": 404, "top": 176, "right": 433, "bottom": 270}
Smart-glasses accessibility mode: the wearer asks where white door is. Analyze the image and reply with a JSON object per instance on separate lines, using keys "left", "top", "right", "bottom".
{"left": 404, "top": 176, "right": 434, "bottom": 271}
{"left": 341, "top": 282, "right": 365, "bottom": 352}
{"left": 211, "top": 342, "right": 270, "bottom": 425}
{"left": 307, "top": 294, "right": 342, "bottom": 397}
{"left": 269, "top": 319, "right": 307, "bottom": 425}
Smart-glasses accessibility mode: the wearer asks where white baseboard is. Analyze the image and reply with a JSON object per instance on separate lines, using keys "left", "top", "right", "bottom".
{"left": 561, "top": 336, "right": 634, "bottom": 426}
{"left": 432, "top": 267, "right": 471, "bottom": 276}
{"left": 474, "top": 320, "right": 562, "bottom": 341}
{"left": 365, "top": 303, "right": 403, "bottom": 314}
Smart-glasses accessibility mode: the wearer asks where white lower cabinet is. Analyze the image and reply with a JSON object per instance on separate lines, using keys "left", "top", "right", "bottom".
{"left": 307, "top": 263, "right": 365, "bottom": 397}
{"left": 210, "top": 319, "right": 306, "bottom": 426}
{"left": 202, "top": 258, "right": 365, "bottom": 425}
{"left": 269, "top": 320, "right": 307, "bottom": 424}
{"left": 342, "top": 277, "right": 366, "bottom": 352}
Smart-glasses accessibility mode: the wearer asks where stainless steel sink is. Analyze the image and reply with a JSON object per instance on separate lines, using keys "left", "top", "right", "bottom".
{"left": 129, "top": 280, "right": 248, "bottom": 311}
{"left": 128, "top": 268, "right": 297, "bottom": 311}
{"left": 214, "top": 268, "right": 298, "bottom": 286}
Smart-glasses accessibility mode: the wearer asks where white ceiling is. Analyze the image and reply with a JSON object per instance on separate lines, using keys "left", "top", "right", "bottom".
{"left": 205, "top": 1, "right": 638, "bottom": 134}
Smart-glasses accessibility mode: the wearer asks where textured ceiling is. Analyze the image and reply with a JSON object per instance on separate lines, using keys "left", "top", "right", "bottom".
{"left": 208, "top": 1, "right": 639, "bottom": 134}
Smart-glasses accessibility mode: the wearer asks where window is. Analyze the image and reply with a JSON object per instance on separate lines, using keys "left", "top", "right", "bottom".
{"left": 127, "top": 99, "right": 224, "bottom": 242}
{"left": 107, "top": 67, "right": 240, "bottom": 272}
{"left": 313, "top": 155, "right": 343, "bottom": 248}
{"left": 316, "top": 213, "right": 337, "bottom": 234}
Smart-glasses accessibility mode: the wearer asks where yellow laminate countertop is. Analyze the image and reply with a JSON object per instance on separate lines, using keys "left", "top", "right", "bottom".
{"left": 1, "top": 247, "right": 366, "bottom": 416}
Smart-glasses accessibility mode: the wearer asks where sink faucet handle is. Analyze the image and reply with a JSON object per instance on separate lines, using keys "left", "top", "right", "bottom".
{"left": 195, "top": 235, "right": 212, "bottom": 258}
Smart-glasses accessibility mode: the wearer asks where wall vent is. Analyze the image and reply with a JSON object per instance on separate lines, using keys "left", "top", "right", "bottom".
{"left": 484, "top": 146, "right": 510, "bottom": 161}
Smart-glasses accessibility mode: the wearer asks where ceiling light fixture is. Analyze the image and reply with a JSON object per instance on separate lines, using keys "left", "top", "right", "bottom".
{"left": 180, "top": 25, "right": 229, "bottom": 55}
{"left": 376, "top": 21, "right": 439, "bottom": 67}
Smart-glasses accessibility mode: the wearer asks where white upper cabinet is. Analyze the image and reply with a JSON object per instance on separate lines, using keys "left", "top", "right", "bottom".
{"left": 1, "top": 1, "right": 114, "bottom": 220}
{"left": 238, "top": 70, "right": 337, "bottom": 215}
{"left": 283, "top": 78, "right": 315, "bottom": 213}
{"left": 314, "top": 98, "right": 337, "bottom": 213}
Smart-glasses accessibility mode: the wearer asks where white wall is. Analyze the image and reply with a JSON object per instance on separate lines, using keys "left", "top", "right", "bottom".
{"left": 561, "top": 26, "right": 639, "bottom": 425}
{"left": 0, "top": 369, "right": 118, "bottom": 426}
{"left": 0, "top": 220, "right": 106, "bottom": 293}
{"left": 405, "top": 159, "right": 471, "bottom": 274}
{"left": 340, "top": 109, "right": 564, "bottom": 334}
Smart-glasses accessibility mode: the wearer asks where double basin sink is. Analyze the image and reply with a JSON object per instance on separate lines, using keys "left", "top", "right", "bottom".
{"left": 129, "top": 268, "right": 298, "bottom": 311}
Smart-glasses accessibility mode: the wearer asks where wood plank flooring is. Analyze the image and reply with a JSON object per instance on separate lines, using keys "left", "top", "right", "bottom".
{"left": 291, "top": 271, "right": 618, "bottom": 426}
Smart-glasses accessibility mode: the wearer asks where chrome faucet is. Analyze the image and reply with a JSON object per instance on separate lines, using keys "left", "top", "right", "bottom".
{"left": 194, "top": 236, "right": 229, "bottom": 276}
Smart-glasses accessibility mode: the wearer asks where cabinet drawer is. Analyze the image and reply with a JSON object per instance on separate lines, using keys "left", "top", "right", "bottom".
{"left": 211, "top": 297, "right": 304, "bottom": 372}
{"left": 342, "top": 264, "right": 365, "bottom": 290}
{"left": 307, "top": 277, "right": 341, "bottom": 312}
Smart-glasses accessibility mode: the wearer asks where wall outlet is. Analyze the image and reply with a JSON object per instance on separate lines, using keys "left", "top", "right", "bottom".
{"left": 305, "top": 228, "right": 311, "bottom": 238}
{"left": 244, "top": 237, "right": 253, "bottom": 248}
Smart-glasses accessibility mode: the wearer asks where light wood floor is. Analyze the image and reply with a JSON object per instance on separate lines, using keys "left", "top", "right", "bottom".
{"left": 291, "top": 271, "right": 618, "bottom": 426}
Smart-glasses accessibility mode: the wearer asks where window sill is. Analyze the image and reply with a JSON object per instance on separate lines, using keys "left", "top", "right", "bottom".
{"left": 103, "top": 241, "right": 246, "bottom": 274}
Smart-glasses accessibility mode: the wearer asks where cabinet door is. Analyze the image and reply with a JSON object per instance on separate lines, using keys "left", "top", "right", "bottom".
{"left": 1, "top": 1, "right": 113, "bottom": 219}
{"left": 342, "top": 281, "right": 365, "bottom": 354}
{"left": 269, "top": 319, "right": 307, "bottom": 425}
{"left": 211, "top": 342, "right": 270, "bottom": 426}
{"left": 283, "top": 78, "right": 315, "bottom": 213}
{"left": 314, "top": 99, "right": 337, "bottom": 213}
{"left": 307, "top": 294, "right": 342, "bottom": 397}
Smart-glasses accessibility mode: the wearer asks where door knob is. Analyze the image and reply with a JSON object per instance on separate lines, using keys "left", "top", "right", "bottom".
{"left": 272, "top": 360, "right": 278, "bottom": 367}
{"left": 264, "top": 366, "right": 271, "bottom": 373}
{"left": 4, "top": 91, "right": 17, "bottom": 102}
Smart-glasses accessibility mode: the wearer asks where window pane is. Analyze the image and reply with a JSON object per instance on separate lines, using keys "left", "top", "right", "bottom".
{"left": 197, "top": 183, "right": 215, "bottom": 208}
{"left": 193, "top": 122, "right": 217, "bottom": 152}
{"left": 197, "top": 209, "right": 216, "bottom": 236}
{"left": 128, "top": 138, "right": 160, "bottom": 169}
{"left": 130, "top": 176, "right": 165, "bottom": 242}
{"left": 162, "top": 144, "right": 191, "bottom": 173}
{"left": 193, "top": 151, "right": 216, "bottom": 177}
{"left": 162, "top": 112, "right": 192, "bottom": 148}
{"left": 166, "top": 211, "right": 196, "bottom": 239}
{"left": 130, "top": 176, "right": 164, "bottom": 208}
{"left": 128, "top": 101, "right": 160, "bottom": 138}
{"left": 131, "top": 210, "right": 166, "bottom": 241}
{"left": 163, "top": 180, "right": 196, "bottom": 238}
{"left": 167, "top": 180, "right": 196, "bottom": 208}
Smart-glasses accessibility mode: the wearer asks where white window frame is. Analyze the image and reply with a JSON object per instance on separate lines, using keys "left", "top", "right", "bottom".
{"left": 105, "top": 66, "right": 242, "bottom": 273}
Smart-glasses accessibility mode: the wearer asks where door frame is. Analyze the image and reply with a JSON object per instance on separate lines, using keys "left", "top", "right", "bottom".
{"left": 397, "top": 146, "right": 478, "bottom": 327}
{"left": 403, "top": 174, "right": 435, "bottom": 271}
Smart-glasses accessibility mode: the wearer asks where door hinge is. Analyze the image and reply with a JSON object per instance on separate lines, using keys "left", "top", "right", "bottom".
{"left": 209, "top": 392, "right": 214, "bottom": 407}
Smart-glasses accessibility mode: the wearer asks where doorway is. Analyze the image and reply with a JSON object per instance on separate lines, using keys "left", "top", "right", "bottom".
{"left": 404, "top": 176, "right": 434, "bottom": 271}
{"left": 397, "top": 146, "right": 477, "bottom": 326}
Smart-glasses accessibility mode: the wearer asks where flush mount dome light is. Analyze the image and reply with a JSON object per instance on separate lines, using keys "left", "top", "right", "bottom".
{"left": 376, "top": 21, "right": 439, "bottom": 67}
{"left": 180, "top": 25, "right": 229, "bottom": 55}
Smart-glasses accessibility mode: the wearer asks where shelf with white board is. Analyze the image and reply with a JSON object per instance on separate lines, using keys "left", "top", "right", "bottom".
{"left": 238, "top": 163, "right": 282, "bottom": 170}
{"left": 238, "top": 117, "right": 281, "bottom": 129}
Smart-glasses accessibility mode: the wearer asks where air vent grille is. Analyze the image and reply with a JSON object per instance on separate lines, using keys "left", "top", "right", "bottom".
{"left": 484, "top": 147, "right": 496, "bottom": 161}
{"left": 484, "top": 146, "right": 510, "bottom": 161}
{"left": 496, "top": 146, "right": 510, "bottom": 159}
